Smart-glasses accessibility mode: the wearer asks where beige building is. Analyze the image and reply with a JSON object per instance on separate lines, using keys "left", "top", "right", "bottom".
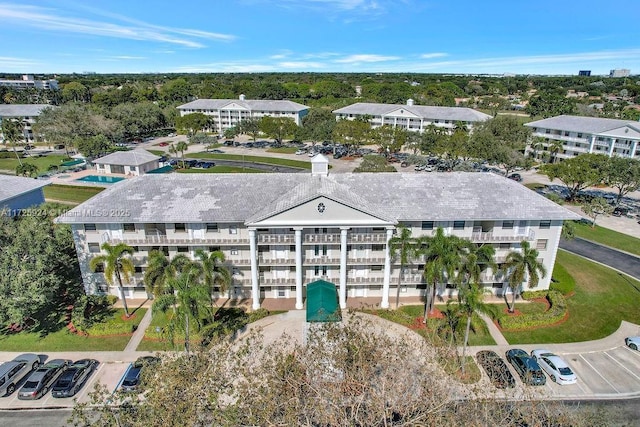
{"left": 57, "top": 156, "right": 578, "bottom": 310}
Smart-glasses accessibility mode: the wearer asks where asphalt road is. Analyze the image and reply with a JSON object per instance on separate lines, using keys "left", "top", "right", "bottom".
{"left": 559, "top": 238, "right": 640, "bottom": 281}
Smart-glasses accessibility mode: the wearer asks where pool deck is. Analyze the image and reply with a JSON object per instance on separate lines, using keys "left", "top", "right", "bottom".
{"left": 48, "top": 168, "right": 130, "bottom": 187}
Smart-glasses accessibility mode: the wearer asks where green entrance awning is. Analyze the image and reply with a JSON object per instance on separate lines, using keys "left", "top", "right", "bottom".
{"left": 306, "top": 280, "right": 341, "bottom": 323}
{"left": 147, "top": 165, "right": 174, "bottom": 174}
{"left": 60, "top": 159, "right": 85, "bottom": 167}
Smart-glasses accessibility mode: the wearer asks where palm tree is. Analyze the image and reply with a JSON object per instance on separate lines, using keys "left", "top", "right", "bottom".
{"left": 389, "top": 225, "right": 418, "bottom": 309}
{"left": 457, "top": 283, "right": 498, "bottom": 372}
{"left": 548, "top": 140, "right": 563, "bottom": 164}
{"left": 89, "top": 243, "right": 136, "bottom": 317}
{"left": 175, "top": 140, "right": 189, "bottom": 168}
{"left": 529, "top": 138, "right": 545, "bottom": 160}
{"left": 16, "top": 163, "right": 38, "bottom": 177}
{"left": 502, "top": 240, "right": 547, "bottom": 313}
{"left": 153, "top": 261, "right": 211, "bottom": 353}
{"left": 194, "top": 249, "right": 232, "bottom": 313}
{"left": 2, "top": 118, "right": 25, "bottom": 166}
{"left": 143, "top": 251, "right": 190, "bottom": 298}
{"left": 418, "top": 228, "right": 465, "bottom": 320}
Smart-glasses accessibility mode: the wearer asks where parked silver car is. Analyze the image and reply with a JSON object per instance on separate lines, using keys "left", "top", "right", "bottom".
{"left": 0, "top": 353, "right": 41, "bottom": 396}
{"left": 626, "top": 336, "right": 640, "bottom": 351}
{"left": 18, "top": 359, "right": 71, "bottom": 400}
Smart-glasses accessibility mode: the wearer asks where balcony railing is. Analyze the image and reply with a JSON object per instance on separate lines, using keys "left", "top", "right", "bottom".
{"left": 109, "top": 234, "right": 248, "bottom": 245}
{"left": 349, "top": 233, "right": 387, "bottom": 243}
{"left": 257, "top": 234, "right": 295, "bottom": 244}
{"left": 258, "top": 256, "right": 297, "bottom": 265}
{"left": 471, "top": 230, "right": 535, "bottom": 242}
{"left": 347, "top": 276, "right": 384, "bottom": 284}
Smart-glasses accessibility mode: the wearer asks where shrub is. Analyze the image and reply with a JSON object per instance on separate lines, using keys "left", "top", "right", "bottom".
{"left": 499, "top": 291, "right": 567, "bottom": 330}
{"left": 545, "top": 193, "right": 565, "bottom": 205}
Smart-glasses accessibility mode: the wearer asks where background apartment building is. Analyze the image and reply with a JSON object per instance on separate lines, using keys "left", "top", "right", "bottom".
{"left": 0, "top": 74, "right": 59, "bottom": 90}
{"left": 177, "top": 95, "right": 309, "bottom": 135}
{"left": 332, "top": 100, "right": 492, "bottom": 134}
{"left": 526, "top": 115, "right": 640, "bottom": 161}
{"left": 58, "top": 157, "right": 577, "bottom": 310}
{"left": 0, "top": 104, "right": 52, "bottom": 143}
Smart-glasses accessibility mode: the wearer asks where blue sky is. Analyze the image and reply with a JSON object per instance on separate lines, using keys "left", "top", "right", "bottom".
{"left": 1, "top": 0, "right": 639, "bottom": 75}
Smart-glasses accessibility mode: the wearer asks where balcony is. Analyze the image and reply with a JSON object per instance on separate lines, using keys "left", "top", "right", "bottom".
{"left": 348, "top": 232, "right": 387, "bottom": 243}
{"left": 471, "top": 230, "right": 535, "bottom": 242}
{"left": 304, "top": 233, "right": 340, "bottom": 244}
{"left": 347, "top": 276, "right": 384, "bottom": 284}
{"left": 259, "top": 277, "right": 296, "bottom": 285}
{"left": 109, "top": 234, "right": 248, "bottom": 245}
{"left": 258, "top": 256, "right": 296, "bottom": 265}
{"left": 305, "top": 256, "right": 340, "bottom": 265}
{"left": 257, "top": 233, "right": 295, "bottom": 244}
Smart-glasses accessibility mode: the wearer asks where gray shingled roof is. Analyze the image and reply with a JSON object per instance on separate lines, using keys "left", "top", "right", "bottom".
{"left": 177, "top": 99, "right": 309, "bottom": 112}
{"left": 56, "top": 172, "right": 578, "bottom": 225}
{"left": 525, "top": 115, "right": 640, "bottom": 134}
{"left": 332, "top": 103, "right": 492, "bottom": 122}
{"left": 0, "top": 175, "right": 50, "bottom": 203}
{"left": 93, "top": 149, "right": 159, "bottom": 166}
{"left": 0, "top": 104, "right": 53, "bottom": 117}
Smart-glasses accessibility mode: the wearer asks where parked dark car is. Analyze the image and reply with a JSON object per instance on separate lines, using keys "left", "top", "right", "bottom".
{"left": 508, "top": 173, "right": 522, "bottom": 182}
{"left": 18, "top": 359, "right": 71, "bottom": 400}
{"left": 52, "top": 359, "right": 99, "bottom": 398}
{"left": 120, "top": 356, "right": 160, "bottom": 392}
{"left": 476, "top": 351, "right": 515, "bottom": 389}
{"left": 612, "top": 207, "right": 629, "bottom": 217}
{"left": 505, "top": 349, "right": 546, "bottom": 385}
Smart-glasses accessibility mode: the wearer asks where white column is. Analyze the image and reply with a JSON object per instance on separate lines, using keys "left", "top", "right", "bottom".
{"left": 295, "top": 228, "right": 303, "bottom": 310}
{"left": 588, "top": 135, "right": 596, "bottom": 153}
{"left": 339, "top": 227, "right": 348, "bottom": 309}
{"left": 381, "top": 227, "right": 394, "bottom": 309}
{"left": 249, "top": 228, "right": 260, "bottom": 310}
{"left": 608, "top": 138, "right": 616, "bottom": 157}
{"left": 631, "top": 141, "right": 638, "bottom": 159}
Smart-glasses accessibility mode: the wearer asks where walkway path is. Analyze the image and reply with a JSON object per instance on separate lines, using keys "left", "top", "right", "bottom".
{"left": 559, "top": 237, "right": 640, "bottom": 280}
{"left": 478, "top": 312, "right": 508, "bottom": 346}
{"left": 123, "top": 308, "right": 153, "bottom": 353}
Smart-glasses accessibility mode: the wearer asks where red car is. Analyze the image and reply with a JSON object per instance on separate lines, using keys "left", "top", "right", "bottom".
{"left": 158, "top": 142, "right": 169, "bottom": 147}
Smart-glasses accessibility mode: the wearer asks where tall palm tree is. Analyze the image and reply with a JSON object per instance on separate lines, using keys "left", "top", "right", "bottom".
{"left": 502, "top": 240, "right": 547, "bottom": 313}
{"left": 194, "top": 249, "right": 232, "bottom": 313}
{"left": 175, "top": 140, "right": 189, "bottom": 168}
{"left": 389, "top": 225, "right": 418, "bottom": 309}
{"left": 418, "top": 228, "right": 465, "bottom": 320}
{"left": 143, "top": 251, "right": 190, "bottom": 298}
{"left": 89, "top": 243, "right": 136, "bottom": 317}
{"left": 2, "top": 118, "right": 25, "bottom": 166}
{"left": 548, "top": 140, "right": 564, "bottom": 164}
{"left": 529, "top": 138, "right": 545, "bottom": 160}
{"left": 457, "top": 283, "right": 498, "bottom": 372}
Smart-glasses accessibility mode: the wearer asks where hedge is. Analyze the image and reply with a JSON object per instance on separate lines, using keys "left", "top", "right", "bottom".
{"left": 499, "top": 290, "right": 567, "bottom": 330}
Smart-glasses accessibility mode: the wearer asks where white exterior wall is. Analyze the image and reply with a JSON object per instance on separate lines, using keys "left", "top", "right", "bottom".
{"left": 529, "top": 126, "right": 640, "bottom": 160}
{"left": 178, "top": 107, "right": 306, "bottom": 134}
{"left": 94, "top": 160, "right": 160, "bottom": 176}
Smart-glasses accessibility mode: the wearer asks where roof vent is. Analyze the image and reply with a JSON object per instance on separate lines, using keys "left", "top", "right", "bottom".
{"left": 239, "top": 94, "right": 246, "bottom": 101}
{"left": 407, "top": 99, "right": 414, "bottom": 106}
{"left": 311, "top": 154, "right": 329, "bottom": 177}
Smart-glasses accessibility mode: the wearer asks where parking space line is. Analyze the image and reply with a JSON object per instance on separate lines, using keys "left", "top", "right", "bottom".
{"left": 579, "top": 354, "right": 620, "bottom": 393}
{"left": 624, "top": 347, "right": 640, "bottom": 359}
{"left": 604, "top": 352, "right": 640, "bottom": 382}
{"left": 74, "top": 363, "right": 105, "bottom": 403}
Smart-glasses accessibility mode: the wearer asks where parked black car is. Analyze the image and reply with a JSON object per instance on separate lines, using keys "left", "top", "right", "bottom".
{"left": 51, "top": 359, "right": 99, "bottom": 398}
{"left": 508, "top": 173, "right": 523, "bottom": 182}
{"left": 476, "top": 351, "right": 515, "bottom": 389}
{"left": 505, "top": 349, "right": 546, "bottom": 385}
{"left": 120, "top": 356, "right": 160, "bottom": 392}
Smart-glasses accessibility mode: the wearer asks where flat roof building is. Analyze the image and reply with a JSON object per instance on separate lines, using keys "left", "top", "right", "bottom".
{"left": 0, "top": 75, "right": 58, "bottom": 90}
{"left": 57, "top": 160, "right": 578, "bottom": 310}
{"left": 92, "top": 149, "right": 160, "bottom": 176}
{"left": 0, "top": 104, "right": 53, "bottom": 143}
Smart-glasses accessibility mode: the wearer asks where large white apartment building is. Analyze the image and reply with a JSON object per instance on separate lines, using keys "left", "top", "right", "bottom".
{"left": 177, "top": 95, "right": 309, "bottom": 135}
{"left": 0, "top": 104, "right": 52, "bottom": 143}
{"left": 0, "top": 75, "right": 59, "bottom": 90}
{"left": 526, "top": 115, "right": 640, "bottom": 160}
{"left": 332, "top": 100, "right": 492, "bottom": 134}
{"left": 57, "top": 156, "right": 578, "bottom": 310}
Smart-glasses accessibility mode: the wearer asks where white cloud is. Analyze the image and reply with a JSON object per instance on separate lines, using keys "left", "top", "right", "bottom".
{"left": 0, "top": 3, "right": 236, "bottom": 49}
{"left": 0, "top": 56, "right": 40, "bottom": 69}
{"left": 111, "top": 56, "right": 146, "bottom": 60}
{"left": 278, "top": 61, "right": 324, "bottom": 68}
{"left": 420, "top": 52, "right": 448, "bottom": 59}
{"left": 334, "top": 54, "right": 400, "bottom": 63}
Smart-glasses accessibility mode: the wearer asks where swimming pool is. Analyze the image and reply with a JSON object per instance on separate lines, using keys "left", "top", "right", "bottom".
{"left": 76, "top": 175, "right": 125, "bottom": 184}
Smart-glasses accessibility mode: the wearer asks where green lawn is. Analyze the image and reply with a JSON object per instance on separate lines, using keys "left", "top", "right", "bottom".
{"left": 0, "top": 154, "right": 71, "bottom": 173}
{"left": 176, "top": 166, "right": 265, "bottom": 174}
{"left": 147, "top": 149, "right": 165, "bottom": 156}
{"left": 186, "top": 153, "right": 312, "bottom": 169}
{"left": 43, "top": 184, "right": 104, "bottom": 204}
{"left": 0, "top": 309, "right": 145, "bottom": 352}
{"left": 502, "top": 250, "right": 640, "bottom": 344}
{"left": 266, "top": 147, "right": 298, "bottom": 154}
{"left": 571, "top": 222, "right": 640, "bottom": 256}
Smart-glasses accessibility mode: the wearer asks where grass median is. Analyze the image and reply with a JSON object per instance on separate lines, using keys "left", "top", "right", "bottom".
{"left": 186, "top": 153, "right": 312, "bottom": 169}
{"left": 44, "top": 184, "right": 104, "bottom": 205}
{"left": 571, "top": 222, "right": 640, "bottom": 256}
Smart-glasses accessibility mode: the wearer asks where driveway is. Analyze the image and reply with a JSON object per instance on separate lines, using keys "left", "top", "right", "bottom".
{"left": 559, "top": 238, "right": 640, "bottom": 281}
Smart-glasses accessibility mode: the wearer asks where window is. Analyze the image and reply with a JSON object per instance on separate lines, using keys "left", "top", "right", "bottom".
{"left": 371, "top": 265, "right": 383, "bottom": 271}
{"left": 501, "top": 221, "right": 514, "bottom": 229}
{"left": 536, "top": 239, "right": 548, "bottom": 250}
{"left": 88, "top": 243, "right": 100, "bottom": 253}
{"left": 421, "top": 221, "right": 434, "bottom": 230}
{"left": 134, "top": 266, "right": 143, "bottom": 273}
{"left": 230, "top": 248, "right": 239, "bottom": 255}
{"left": 206, "top": 223, "right": 218, "bottom": 232}
{"left": 499, "top": 243, "right": 511, "bottom": 249}
{"left": 453, "top": 221, "right": 465, "bottom": 230}
{"left": 208, "top": 246, "right": 220, "bottom": 252}
{"left": 277, "top": 289, "right": 286, "bottom": 297}
{"left": 372, "top": 227, "right": 384, "bottom": 232}
{"left": 577, "top": 133, "right": 583, "bottom": 138}
{"left": 564, "top": 131, "right": 570, "bottom": 136}
{"left": 174, "top": 223, "right": 186, "bottom": 232}
{"left": 123, "top": 223, "right": 135, "bottom": 232}
{"left": 539, "top": 221, "right": 551, "bottom": 229}
{"left": 177, "top": 246, "right": 189, "bottom": 253}
{"left": 372, "top": 244, "right": 384, "bottom": 251}
{"left": 93, "top": 263, "right": 105, "bottom": 273}
{"left": 84, "top": 223, "right": 96, "bottom": 232}
{"left": 229, "top": 225, "right": 238, "bottom": 235}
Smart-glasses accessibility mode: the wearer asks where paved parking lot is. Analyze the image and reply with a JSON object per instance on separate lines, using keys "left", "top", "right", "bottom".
{"left": 0, "top": 361, "right": 131, "bottom": 409}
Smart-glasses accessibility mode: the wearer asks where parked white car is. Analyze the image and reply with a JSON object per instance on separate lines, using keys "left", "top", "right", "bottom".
{"left": 626, "top": 336, "right": 640, "bottom": 351}
{"left": 531, "top": 349, "right": 577, "bottom": 385}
